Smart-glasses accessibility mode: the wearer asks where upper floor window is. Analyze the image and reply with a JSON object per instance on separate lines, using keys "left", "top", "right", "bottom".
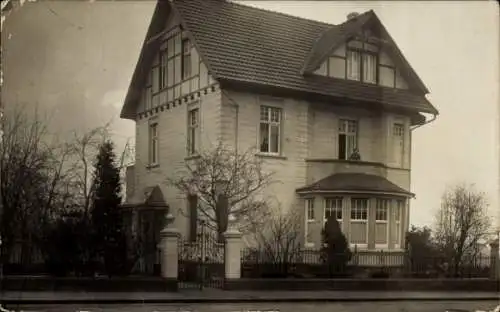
{"left": 346, "top": 40, "right": 378, "bottom": 84}
{"left": 187, "top": 108, "right": 199, "bottom": 155}
{"left": 324, "top": 197, "right": 342, "bottom": 222}
{"left": 259, "top": 106, "right": 281, "bottom": 154}
{"left": 393, "top": 123, "right": 405, "bottom": 167}
{"left": 149, "top": 123, "right": 159, "bottom": 165}
{"left": 338, "top": 119, "right": 357, "bottom": 160}
{"left": 305, "top": 198, "right": 315, "bottom": 222}
{"left": 182, "top": 39, "right": 192, "bottom": 80}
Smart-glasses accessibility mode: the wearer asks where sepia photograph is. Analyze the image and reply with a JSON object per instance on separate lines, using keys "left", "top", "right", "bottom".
{"left": 0, "top": 0, "right": 499, "bottom": 311}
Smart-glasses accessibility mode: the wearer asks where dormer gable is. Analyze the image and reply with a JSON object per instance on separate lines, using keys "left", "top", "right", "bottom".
{"left": 302, "top": 11, "right": 429, "bottom": 94}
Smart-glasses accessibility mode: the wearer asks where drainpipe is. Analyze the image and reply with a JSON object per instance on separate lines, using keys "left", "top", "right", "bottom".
{"left": 407, "top": 113, "right": 437, "bottom": 230}
{"left": 409, "top": 113, "right": 437, "bottom": 169}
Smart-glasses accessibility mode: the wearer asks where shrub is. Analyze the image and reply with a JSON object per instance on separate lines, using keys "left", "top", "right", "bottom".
{"left": 320, "top": 216, "right": 352, "bottom": 277}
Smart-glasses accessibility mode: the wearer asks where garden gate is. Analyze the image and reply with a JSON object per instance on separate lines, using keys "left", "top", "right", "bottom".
{"left": 178, "top": 220, "right": 225, "bottom": 289}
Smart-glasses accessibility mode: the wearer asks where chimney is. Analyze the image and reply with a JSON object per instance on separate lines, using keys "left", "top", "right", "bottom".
{"left": 347, "top": 12, "right": 360, "bottom": 20}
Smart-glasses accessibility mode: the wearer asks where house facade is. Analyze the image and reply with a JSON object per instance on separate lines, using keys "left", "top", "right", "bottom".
{"left": 120, "top": 0, "right": 439, "bottom": 264}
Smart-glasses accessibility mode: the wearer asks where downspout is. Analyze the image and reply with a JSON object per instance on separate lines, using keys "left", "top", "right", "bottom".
{"left": 409, "top": 113, "right": 437, "bottom": 168}
{"left": 406, "top": 113, "right": 437, "bottom": 247}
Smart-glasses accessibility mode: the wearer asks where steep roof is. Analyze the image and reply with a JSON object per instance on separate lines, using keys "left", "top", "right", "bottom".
{"left": 296, "top": 173, "right": 414, "bottom": 197}
{"left": 121, "top": 0, "right": 438, "bottom": 119}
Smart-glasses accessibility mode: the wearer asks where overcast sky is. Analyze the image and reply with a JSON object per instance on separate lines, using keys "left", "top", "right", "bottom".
{"left": 2, "top": 1, "right": 498, "bottom": 229}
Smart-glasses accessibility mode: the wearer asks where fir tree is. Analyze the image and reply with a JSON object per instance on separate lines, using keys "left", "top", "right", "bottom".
{"left": 91, "top": 140, "right": 126, "bottom": 277}
{"left": 320, "top": 215, "right": 352, "bottom": 277}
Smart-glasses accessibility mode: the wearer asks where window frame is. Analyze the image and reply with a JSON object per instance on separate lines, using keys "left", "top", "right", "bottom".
{"left": 338, "top": 118, "right": 358, "bottom": 160}
{"left": 159, "top": 49, "right": 168, "bottom": 90}
{"left": 187, "top": 107, "right": 200, "bottom": 156}
{"left": 375, "top": 198, "right": 390, "bottom": 249}
{"left": 350, "top": 197, "right": 369, "bottom": 247}
{"left": 305, "top": 198, "right": 315, "bottom": 222}
{"left": 346, "top": 40, "right": 379, "bottom": 84}
{"left": 394, "top": 199, "right": 404, "bottom": 249}
{"left": 181, "top": 38, "right": 192, "bottom": 80}
{"left": 324, "top": 197, "right": 343, "bottom": 225}
{"left": 259, "top": 105, "right": 282, "bottom": 155}
{"left": 304, "top": 198, "right": 315, "bottom": 248}
{"left": 148, "top": 122, "right": 159, "bottom": 166}
{"left": 392, "top": 122, "right": 405, "bottom": 168}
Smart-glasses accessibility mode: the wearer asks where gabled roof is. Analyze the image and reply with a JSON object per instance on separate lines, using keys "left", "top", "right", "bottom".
{"left": 121, "top": 0, "right": 439, "bottom": 119}
{"left": 296, "top": 173, "right": 414, "bottom": 197}
{"left": 301, "top": 11, "right": 430, "bottom": 96}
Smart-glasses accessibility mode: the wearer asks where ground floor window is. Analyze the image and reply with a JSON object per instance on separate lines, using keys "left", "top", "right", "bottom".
{"left": 301, "top": 195, "right": 406, "bottom": 251}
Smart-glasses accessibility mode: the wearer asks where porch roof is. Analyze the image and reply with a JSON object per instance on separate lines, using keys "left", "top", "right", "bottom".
{"left": 296, "top": 173, "right": 414, "bottom": 197}
{"left": 121, "top": 185, "right": 169, "bottom": 210}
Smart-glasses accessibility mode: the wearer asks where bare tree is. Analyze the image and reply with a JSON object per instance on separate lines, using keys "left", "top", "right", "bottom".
{"left": 0, "top": 106, "right": 72, "bottom": 263}
{"left": 64, "top": 123, "right": 111, "bottom": 218}
{"left": 249, "top": 204, "right": 303, "bottom": 265}
{"left": 168, "top": 142, "right": 275, "bottom": 240}
{"left": 433, "top": 183, "right": 491, "bottom": 276}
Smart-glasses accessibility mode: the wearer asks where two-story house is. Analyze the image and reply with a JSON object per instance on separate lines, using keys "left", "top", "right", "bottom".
{"left": 120, "top": 0, "right": 438, "bottom": 270}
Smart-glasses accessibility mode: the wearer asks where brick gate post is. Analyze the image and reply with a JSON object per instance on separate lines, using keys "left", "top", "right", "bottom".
{"left": 160, "top": 224, "right": 180, "bottom": 291}
{"left": 223, "top": 226, "right": 243, "bottom": 283}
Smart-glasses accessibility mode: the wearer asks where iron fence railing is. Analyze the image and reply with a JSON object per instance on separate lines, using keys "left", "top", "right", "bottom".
{"left": 240, "top": 247, "right": 493, "bottom": 278}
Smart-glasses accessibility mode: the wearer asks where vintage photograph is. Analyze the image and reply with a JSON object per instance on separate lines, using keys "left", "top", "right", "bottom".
{"left": 0, "top": 0, "right": 498, "bottom": 311}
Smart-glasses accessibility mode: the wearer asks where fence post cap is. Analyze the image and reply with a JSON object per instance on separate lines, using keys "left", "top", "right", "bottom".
{"left": 223, "top": 228, "right": 242, "bottom": 239}
{"left": 160, "top": 227, "right": 181, "bottom": 238}
{"left": 489, "top": 238, "right": 499, "bottom": 248}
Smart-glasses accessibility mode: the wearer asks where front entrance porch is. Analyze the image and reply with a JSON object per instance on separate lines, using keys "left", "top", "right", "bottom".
{"left": 121, "top": 185, "right": 169, "bottom": 275}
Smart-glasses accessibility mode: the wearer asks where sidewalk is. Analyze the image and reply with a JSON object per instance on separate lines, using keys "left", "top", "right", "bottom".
{"left": 1, "top": 290, "right": 499, "bottom": 304}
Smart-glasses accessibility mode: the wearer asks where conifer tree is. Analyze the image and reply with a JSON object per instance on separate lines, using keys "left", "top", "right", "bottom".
{"left": 320, "top": 215, "right": 352, "bottom": 277}
{"left": 91, "top": 140, "right": 126, "bottom": 277}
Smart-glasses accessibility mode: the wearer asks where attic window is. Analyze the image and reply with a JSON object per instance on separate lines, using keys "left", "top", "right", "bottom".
{"left": 346, "top": 40, "right": 378, "bottom": 84}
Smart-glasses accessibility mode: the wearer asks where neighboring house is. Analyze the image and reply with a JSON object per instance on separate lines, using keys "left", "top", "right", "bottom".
{"left": 120, "top": 0, "right": 439, "bottom": 266}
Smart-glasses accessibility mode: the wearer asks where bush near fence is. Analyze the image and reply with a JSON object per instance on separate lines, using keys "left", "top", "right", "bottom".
{"left": 240, "top": 248, "right": 491, "bottom": 279}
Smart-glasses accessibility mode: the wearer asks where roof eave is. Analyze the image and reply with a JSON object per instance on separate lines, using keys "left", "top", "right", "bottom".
{"left": 120, "top": 0, "right": 169, "bottom": 121}
{"left": 296, "top": 189, "right": 415, "bottom": 198}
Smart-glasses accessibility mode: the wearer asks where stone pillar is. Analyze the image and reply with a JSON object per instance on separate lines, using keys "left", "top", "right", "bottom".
{"left": 489, "top": 239, "right": 499, "bottom": 280}
{"left": 223, "top": 228, "right": 243, "bottom": 280}
{"left": 160, "top": 227, "right": 180, "bottom": 280}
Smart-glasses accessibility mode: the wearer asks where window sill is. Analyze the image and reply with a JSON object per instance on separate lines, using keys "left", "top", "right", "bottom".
{"left": 146, "top": 163, "right": 160, "bottom": 170}
{"left": 350, "top": 243, "right": 368, "bottom": 250}
{"left": 255, "top": 152, "right": 287, "bottom": 160}
{"left": 305, "top": 242, "right": 315, "bottom": 248}
{"left": 307, "top": 219, "right": 316, "bottom": 223}
{"left": 184, "top": 154, "right": 201, "bottom": 161}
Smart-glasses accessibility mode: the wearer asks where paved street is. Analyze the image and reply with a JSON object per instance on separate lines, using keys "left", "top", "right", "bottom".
{"left": 7, "top": 301, "right": 500, "bottom": 312}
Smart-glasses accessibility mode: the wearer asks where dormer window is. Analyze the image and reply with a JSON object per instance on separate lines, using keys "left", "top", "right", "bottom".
{"left": 346, "top": 40, "right": 378, "bottom": 84}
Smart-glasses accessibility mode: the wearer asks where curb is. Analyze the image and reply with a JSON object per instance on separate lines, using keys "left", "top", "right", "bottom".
{"left": 1, "top": 296, "right": 499, "bottom": 305}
